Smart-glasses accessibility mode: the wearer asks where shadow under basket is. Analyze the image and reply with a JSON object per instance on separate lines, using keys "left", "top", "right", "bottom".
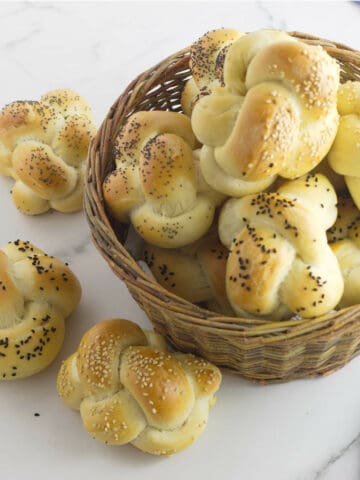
{"left": 85, "top": 31, "right": 360, "bottom": 383}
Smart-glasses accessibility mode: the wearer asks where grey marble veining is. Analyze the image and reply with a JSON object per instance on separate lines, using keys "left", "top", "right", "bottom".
{"left": 256, "top": 0, "right": 288, "bottom": 30}
{"left": 313, "top": 431, "right": 360, "bottom": 479}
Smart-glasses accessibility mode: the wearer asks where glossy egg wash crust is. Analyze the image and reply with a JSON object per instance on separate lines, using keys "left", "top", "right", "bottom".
{"left": 185, "top": 28, "right": 339, "bottom": 197}
{"left": 57, "top": 318, "right": 221, "bottom": 455}
{"left": 0, "top": 240, "right": 81, "bottom": 379}
{"left": 0, "top": 89, "right": 96, "bottom": 215}
{"left": 219, "top": 173, "right": 344, "bottom": 320}
{"left": 103, "top": 110, "right": 224, "bottom": 248}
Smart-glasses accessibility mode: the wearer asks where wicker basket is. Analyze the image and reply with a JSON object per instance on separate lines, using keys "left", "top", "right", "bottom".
{"left": 84, "top": 32, "right": 360, "bottom": 383}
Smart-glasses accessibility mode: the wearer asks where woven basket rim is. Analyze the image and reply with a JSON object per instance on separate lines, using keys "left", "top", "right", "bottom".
{"left": 84, "top": 30, "right": 360, "bottom": 341}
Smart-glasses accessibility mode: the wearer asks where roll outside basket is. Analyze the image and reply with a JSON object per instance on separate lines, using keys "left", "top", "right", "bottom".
{"left": 84, "top": 31, "right": 360, "bottom": 383}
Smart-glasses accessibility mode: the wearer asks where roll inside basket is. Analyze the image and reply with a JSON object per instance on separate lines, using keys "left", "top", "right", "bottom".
{"left": 85, "top": 32, "right": 360, "bottom": 383}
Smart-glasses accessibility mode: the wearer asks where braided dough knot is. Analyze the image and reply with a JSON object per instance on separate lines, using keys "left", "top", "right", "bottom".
{"left": 219, "top": 174, "right": 344, "bottom": 319}
{"left": 103, "top": 111, "right": 223, "bottom": 248}
{"left": 191, "top": 29, "right": 340, "bottom": 197}
{"left": 57, "top": 319, "right": 221, "bottom": 455}
{"left": 0, "top": 240, "right": 81, "bottom": 379}
{"left": 0, "top": 89, "right": 96, "bottom": 214}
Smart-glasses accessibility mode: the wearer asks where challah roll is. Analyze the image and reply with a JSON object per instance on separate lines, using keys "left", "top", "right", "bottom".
{"left": 0, "top": 240, "right": 81, "bottom": 380}
{"left": 143, "top": 234, "right": 233, "bottom": 314}
{"left": 57, "top": 318, "right": 221, "bottom": 455}
{"left": 327, "top": 81, "right": 360, "bottom": 209}
{"left": 0, "top": 89, "right": 96, "bottom": 214}
{"left": 181, "top": 28, "right": 243, "bottom": 115}
{"left": 327, "top": 196, "right": 360, "bottom": 308}
{"left": 103, "top": 111, "right": 223, "bottom": 248}
{"left": 219, "top": 173, "right": 343, "bottom": 320}
{"left": 191, "top": 29, "right": 339, "bottom": 197}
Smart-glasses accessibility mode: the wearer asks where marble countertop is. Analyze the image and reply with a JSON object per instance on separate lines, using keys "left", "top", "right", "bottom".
{"left": 1, "top": 2, "right": 360, "bottom": 479}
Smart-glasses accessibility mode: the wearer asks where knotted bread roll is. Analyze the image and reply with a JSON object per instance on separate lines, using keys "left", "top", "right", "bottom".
{"left": 0, "top": 240, "right": 81, "bottom": 380}
{"left": 219, "top": 173, "right": 343, "bottom": 320}
{"left": 143, "top": 234, "right": 233, "bottom": 314}
{"left": 0, "top": 89, "right": 96, "bottom": 214}
{"left": 327, "top": 196, "right": 360, "bottom": 308}
{"left": 103, "top": 111, "right": 223, "bottom": 248}
{"left": 191, "top": 29, "right": 339, "bottom": 197}
{"left": 57, "top": 319, "right": 221, "bottom": 455}
{"left": 327, "top": 81, "right": 360, "bottom": 209}
{"left": 181, "top": 28, "right": 243, "bottom": 115}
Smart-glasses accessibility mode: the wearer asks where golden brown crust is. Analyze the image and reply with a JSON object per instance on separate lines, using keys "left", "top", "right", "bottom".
{"left": 216, "top": 83, "right": 299, "bottom": 181}
{"left": 41, "top": 89, "right": 93, "bottom": 117}
{"left": 219, "top": 174, "right": 343, "bottom": 319}
{"left": 12, "top": 142, "right": 77, "bottom": 200}
{"left": 139, "top": 133, "right": 196, "bottom": 212}
{"left": 0, "top": 89, "right": 96, "bottom": 215}
{"left": 80, "top": 391, "right": 146, "bottom": 445}
{"left": 174, "top": 352, "right": 222, "bottom": 397}
{"left": 76, "top": 319, "right": 147, "bottom": 395}
{"left": 191, "top": 29, "right": 339, "bottom": 197}
{"left": 143, "top": 234, "right": 232, "bottom": 314}
{"left": 190, "top": 29, "right": 243, "bottom": 88}
{"left": 226, "top": 225, "right": 295, "bottom": 317}
{"left": 103, "top": 110, "right": 221, "bottom": 248}
{"left": 180, "top": 29, "right": 243, "bottom": 115}
{"left": 57, "top": 318, "right": 221, "bottom": 455}
{"left": 121, "top": 346, "right": 194, "bottom": 430}
{"left": 0, "top": 240, "right": 81, "bottom": 380}
{"left": 113, "top": 110, "right": 197, "bottom": 165}
{"left": 56, "top": 353, "right": 85, "bottom": 409}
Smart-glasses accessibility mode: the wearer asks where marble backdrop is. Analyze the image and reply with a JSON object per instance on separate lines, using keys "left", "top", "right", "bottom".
{"left": 0, "top": 2, "right": 359, "bottom": 480}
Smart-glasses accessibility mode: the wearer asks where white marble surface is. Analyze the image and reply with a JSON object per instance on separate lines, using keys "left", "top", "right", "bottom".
{"left": 0, "top": 2, "right": 360, "bottom": 479}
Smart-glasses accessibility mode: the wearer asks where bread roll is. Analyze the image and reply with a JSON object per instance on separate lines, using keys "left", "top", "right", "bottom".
{"left": 327, "top": 81, "right": 360, "bottom": 209}
{"left": 219, "top": 173, "right": 343, "bottom": 320}
{"left": 0, "top": 89, "right": 96, "bottom": 214}
{"left": 191, "top": 29, "right": 339, "bottom": 197}
{"left": 327, "top": 196, "right": 360, "bottom": 308}
{"left": 181, "top": 28, "right": 243, "bottom": 115}
{"left": 57, "top": 318, "right": 221, "bottom": 455}
{"left": 143, "top": 234, "right": 233, "bottom": 314}
{"left": 103, "top": 111, "right": 224, "bottom": 248}
{"left": 0, "top": 240, "right": 81, "bottom": 380}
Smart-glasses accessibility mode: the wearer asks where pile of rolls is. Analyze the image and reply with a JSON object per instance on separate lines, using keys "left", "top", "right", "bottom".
{"left": 103, "top": 28, "right": 360, "bottom": 322}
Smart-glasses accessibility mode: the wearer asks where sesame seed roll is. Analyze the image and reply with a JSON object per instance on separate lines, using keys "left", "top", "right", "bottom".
{"left": 57, "top": 318, "right": 221, "bottom": 455}
{"left": 190, "top": 29, "right": 339, "bottom": 197}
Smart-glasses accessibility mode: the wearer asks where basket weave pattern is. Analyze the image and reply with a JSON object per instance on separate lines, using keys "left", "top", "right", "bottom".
{"left": 85, "top": 32, "right": 360, "bottom": 383}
